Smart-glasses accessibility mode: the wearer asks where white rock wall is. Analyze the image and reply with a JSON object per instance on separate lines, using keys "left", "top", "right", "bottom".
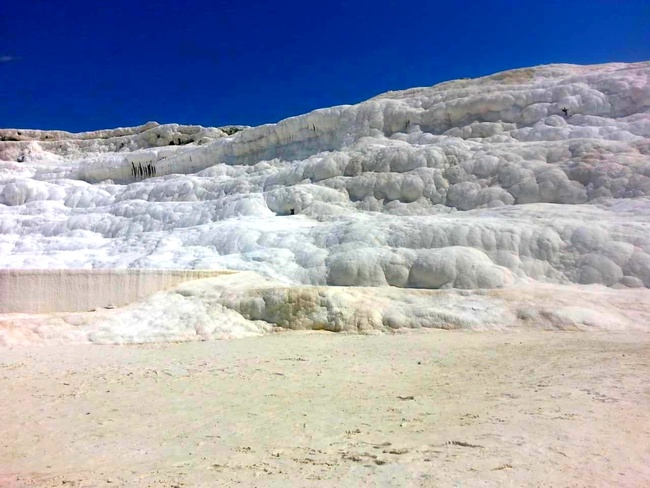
{"left": 0, "top": 61, "right": 649, "bottom": 293}
{"left": 0, "top": 269, "right": 230, "bottom": 313}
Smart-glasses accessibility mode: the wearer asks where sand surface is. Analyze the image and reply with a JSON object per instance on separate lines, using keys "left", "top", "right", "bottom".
{"left": 1, "top": 330, "right": 649, "bottom": 487}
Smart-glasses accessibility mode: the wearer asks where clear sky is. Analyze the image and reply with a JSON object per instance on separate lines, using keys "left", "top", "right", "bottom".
{"left": 1, "top": 0, "right": 648, "bottom": 132}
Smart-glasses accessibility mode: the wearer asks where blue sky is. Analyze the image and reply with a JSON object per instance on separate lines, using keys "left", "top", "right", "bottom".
{"left": 1, "top": 0, "right": 648, "bottom": 132}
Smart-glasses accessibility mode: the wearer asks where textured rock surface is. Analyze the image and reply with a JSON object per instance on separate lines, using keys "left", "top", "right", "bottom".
{"left": 1, "top": 61, "right": 649, "bottom": 343}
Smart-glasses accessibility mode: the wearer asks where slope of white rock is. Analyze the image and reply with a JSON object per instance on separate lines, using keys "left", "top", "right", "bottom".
{"left": 3, "top": 272, "right": 649, "bottom": 347}
{"left": 1, "top": 61, "right": 649, "bottom": 344}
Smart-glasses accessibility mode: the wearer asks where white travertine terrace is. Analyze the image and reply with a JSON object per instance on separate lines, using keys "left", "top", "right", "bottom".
{"left": 1, "top": 61, "right": 649, "bottom": 344}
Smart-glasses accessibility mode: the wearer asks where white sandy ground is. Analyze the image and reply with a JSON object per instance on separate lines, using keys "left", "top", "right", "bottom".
{"left": 1, "top": 330, "right": 649, "bottom": 487}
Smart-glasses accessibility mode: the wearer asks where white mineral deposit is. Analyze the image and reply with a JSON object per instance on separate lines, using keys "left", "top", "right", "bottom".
{"left": 1, "top": 62, "right": 649, "bottom": 487}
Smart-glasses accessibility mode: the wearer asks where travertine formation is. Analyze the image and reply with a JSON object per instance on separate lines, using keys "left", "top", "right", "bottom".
{"left": 1, "top": 61, "right": 649, "bottom": 343}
